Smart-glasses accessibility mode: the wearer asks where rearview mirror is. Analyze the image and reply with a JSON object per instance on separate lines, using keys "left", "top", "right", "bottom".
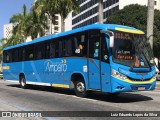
{"left": 109, "top": 36, "right": 114, "bottom": 48}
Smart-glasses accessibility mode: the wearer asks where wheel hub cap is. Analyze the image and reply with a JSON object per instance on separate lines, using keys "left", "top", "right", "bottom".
{"left": 77, "top": 82, "right": 85, "bottom": 92}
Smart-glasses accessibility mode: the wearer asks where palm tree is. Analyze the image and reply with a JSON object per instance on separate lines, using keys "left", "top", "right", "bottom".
{"left": 34, "top": 0, "right": 58, "bottom": 34}
{"left": 26, "top": 10, "right": 49, "bottom": 39}
{"left": 0, "top": 35, "right": 24, "bottom": 61}
{"left": 56, "top": 0, "right": 79, "bottom": 32}
{"left": 1, "top": 35, "right": 24, "bottom": 48}
{"left": 35, "top": 0, "right": 79, "bottom": 32}
{"left": 10, "top": 5, "right": 29, "bottom": 40}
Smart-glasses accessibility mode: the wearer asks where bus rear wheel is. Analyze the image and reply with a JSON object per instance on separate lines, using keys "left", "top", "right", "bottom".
{"left": 74, "top": 79, "right": 87, "bottom": 98}
{"left": 20, "top": 76, "right": 27, "bottom": 89}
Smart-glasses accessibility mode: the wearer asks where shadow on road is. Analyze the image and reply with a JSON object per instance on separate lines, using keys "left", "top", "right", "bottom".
{"left": 7, "top": 84, "right": 153, "bottom": 103}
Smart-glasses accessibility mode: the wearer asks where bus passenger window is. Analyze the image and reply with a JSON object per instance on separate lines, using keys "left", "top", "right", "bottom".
{"left": 7, "top": 51, "right": 12, "bottom": 63}
{"left": 26, "top": 45, "right": 34, "bottom": 60}
{"left": 73, "top": 33, "right": 87, "bottom": 57}
{"left": 6, "top": 54, "right": 10, "bottom": 62}
{"left": 64, "top": 39, "right": 72, "bottom": 57}
{"left": 50, "top": 42, "right": 55, "bottom": 58}
{"left": 37, "top": 51, "right": 42, "bottom": 59}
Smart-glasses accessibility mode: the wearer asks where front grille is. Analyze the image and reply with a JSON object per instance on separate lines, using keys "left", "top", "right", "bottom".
{"left": 127, "top": 76, "right": 150, "bottom": 82}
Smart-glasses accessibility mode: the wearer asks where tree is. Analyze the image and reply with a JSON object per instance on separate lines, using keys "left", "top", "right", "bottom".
{"left": 26, "top": 10, "right": 48, "bottom": 39}
{"left": 106, "top": 4, "right": 160, "bottom": 57}
{"left": 10, "top": 5, "right": 29, "bottom": 40}
{"left": 0, "top": 35, "right": 24, "bottom": 61}
{"left": 35, "top": 0, "right": 79, "bottom": 32}
{"left": 34, "top": 0, "right": 58, "bottom": 34}
{"left": 56, "top": 0, "right": 79, "bottom": 32}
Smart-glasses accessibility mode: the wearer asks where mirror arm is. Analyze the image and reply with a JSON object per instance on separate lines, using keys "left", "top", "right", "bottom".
{"left": 101, "top": 30, "right": 114, "bottom": 48}
{"left": 100, "top": 30, "right": 114, "bottom": 37}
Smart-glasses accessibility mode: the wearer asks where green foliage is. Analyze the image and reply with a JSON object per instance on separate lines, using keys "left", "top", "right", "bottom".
{"left": 107, "top": 4, "right": 160, "bottom": 57}
{"left": 26, "top": 10, "right": 48, "bottom": 39}
{"left": 10, "top": 5, "right": 29, "bottom": 40}
{"left": 0, "top": 1, "right": 79, "bottom": 60}
{"left": 0, "top": 35, "right": 24, "bottom": 61}
{"left": 35, "top": 0, "right": 79, "bottom": 32}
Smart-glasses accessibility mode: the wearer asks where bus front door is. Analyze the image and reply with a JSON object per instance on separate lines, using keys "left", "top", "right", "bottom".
{"left": 88, "top": 38, "right": 101, "bottom": 90}
{"left": 88, "top": 35, "right": 111, "bottom": 92}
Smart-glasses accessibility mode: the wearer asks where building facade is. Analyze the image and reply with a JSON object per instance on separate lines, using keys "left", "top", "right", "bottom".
{"left": 3, "top": 23, "right": 16, "bottom": 39}
{"left": 44, "top": 14, "right": 62, "bottom": 36}
{"left": 72, "top": 0, "right": 160, "bottom": 29}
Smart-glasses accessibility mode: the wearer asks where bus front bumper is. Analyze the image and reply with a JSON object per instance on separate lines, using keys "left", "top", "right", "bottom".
{"left": 111, "top": 76, "right": 156, "bottom": 93}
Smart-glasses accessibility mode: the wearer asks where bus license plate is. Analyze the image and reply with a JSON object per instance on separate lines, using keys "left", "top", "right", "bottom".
{"left": 138, "top": 87, "right": 145, "bottom": 91}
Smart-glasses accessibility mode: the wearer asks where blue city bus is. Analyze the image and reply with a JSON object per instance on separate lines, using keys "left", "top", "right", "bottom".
{"left": 2, "top": 24, "right": 156, "bottom": 97}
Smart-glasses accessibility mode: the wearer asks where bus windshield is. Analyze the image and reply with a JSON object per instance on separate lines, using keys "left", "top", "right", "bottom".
{"left": 112, "top": 31, "right": 154, "bottom": 68}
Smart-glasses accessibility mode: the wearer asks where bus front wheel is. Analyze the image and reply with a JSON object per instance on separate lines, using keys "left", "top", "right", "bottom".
{"left": 20, "top": 76, "right": 27, "bottom": 89}
{"left": 74, "top": 79, "right": 87, "bottom": 98}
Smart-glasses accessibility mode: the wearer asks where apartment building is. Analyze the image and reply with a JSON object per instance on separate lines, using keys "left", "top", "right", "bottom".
{"left": 3, "top": 23, "right": 16, "bottom": 39}
{"left": 72, "top": 0, "right": 160, "bottom": 29}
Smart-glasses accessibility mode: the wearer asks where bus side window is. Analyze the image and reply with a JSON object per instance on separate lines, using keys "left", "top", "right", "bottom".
{"left": 22, "top": 48, "right": 25, "bottom": 61}
{"left": 35, "top": 42, "right": 45, "bottom": 60}
{"left": 3, "top": 51, "right": 7, "bottom": 63}
{"left": 26, "top": 45, "right": 34, "bottom": 60}
{"left": 18, "top": 48, "right": 22, "bottom": 61}
{"left": 49, "top": 41, "right": 56, "bottom": 58}
{"left": 12, "top": 49, "right": 19, "bottom": 62}
{"left": 63, "top": 38, "right": 72, "bottom": 57}
{"left": 73, "top": 32, "right": 87, "bottom": 57}
{"left": 7, "top": 51, "right": 12, "bottom": 63}
{"left": 45, "top": 41, "right": 50, "bottom": 59}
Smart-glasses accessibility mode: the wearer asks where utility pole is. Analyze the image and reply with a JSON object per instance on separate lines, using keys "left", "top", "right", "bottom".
{"left": 98, "top": 0, "right": 103, "bottom": 23}
{"left": 147, "top": 0, "right": 155, "bottom": 50}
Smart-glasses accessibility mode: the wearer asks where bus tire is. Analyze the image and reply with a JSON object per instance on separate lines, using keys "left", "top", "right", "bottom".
{"left": 74, "top": 79, "right": 87, "bottom": 98}
{"left": 20, "top": 76, "right": 27, "bottom": 89}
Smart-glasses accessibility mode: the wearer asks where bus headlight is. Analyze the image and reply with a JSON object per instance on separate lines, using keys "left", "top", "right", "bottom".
{"left": 111, "top": 69, "right": 127, "bottom": 80}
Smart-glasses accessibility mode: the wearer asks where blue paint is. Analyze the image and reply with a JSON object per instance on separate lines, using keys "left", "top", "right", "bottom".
{"left": 3, "top": 24, "right": 156, "bottom": 94}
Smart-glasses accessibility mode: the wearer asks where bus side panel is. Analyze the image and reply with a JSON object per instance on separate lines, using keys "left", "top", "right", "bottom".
{"left": 64, "top": 58, "right": 88, "bottom": 89}
{"left": 23, "top": 60, "right": 50, "bottom": 84}
{"left": 3, "top": 62, "right": 22, "bottom": 81}
{"left": 44, "top": 58, "right": 66, "bottom": 85}
{"left": 43, "top": 58, "right": 88, "bottom": 89}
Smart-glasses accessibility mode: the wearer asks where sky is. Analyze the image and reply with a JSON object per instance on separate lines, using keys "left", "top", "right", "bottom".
{"left": 0, "top": 0, "right": 34, "bottom": 39}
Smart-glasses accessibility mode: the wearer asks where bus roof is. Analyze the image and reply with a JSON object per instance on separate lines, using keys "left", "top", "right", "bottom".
{"left": 3, "top": 24, "right": 144, "bottom": 50}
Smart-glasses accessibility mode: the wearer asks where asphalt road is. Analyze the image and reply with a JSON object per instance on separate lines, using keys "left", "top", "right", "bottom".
{"left": 0, "top": 79, "right": 160, "bottom": 120}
